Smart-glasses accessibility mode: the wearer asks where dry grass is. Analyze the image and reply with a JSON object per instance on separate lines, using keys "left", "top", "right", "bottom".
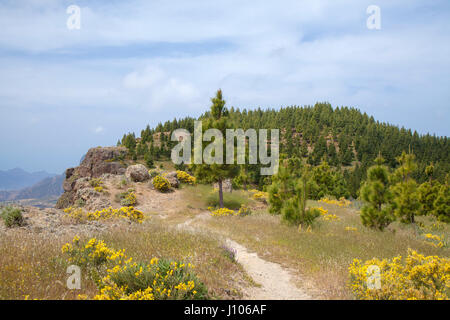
{"left": 0, "top": 218, "right": 251, "bottom": 300}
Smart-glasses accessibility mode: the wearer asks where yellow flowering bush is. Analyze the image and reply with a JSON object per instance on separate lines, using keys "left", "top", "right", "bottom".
{"left": 90, "top": 178, "right": 103, "bottom": 188}
{"left": 209, "top": 207, "right": 238, "bottom": 217}
{"left": 319, "top": 197, "right": 351, "bottom": 207}
{"left": 116, "top": 189, "right": 137, "bottom": 206}
{"left": 237, "top": 205, "right": 251, "bottom": 216}
{"left": 176, "top": 171, "right": 196, "bottom": 185}
{"left": 345, "top": 226, "right": 358, "bottom": 232}
{"left": 423, "top": 233, "right": 446, "bottom": 248}
{"left": 61, "top": 236, "right": 127, "bottom": 268}
{"left": 249, "top": 189, "right": 268, "bottom": 203}
{"left": 94, "top": 186, "right": 104, "bottom": 193}
{"left": 64, "top": 206, "right": 144, "bottom": 223}
{"left": 313, "top": 206, "right": 341, "bottom": 221}
{"left": 152, "top": 176, "right": 171, "bottom": 192}
{"left": 61, "top": 237, "right": 208, "bottom": 300}
{"left": 348, "top": 249, "right": 450, "bottom": 300}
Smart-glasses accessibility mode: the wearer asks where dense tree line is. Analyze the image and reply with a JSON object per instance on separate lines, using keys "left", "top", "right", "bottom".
{"left": 118, "top": 98, "right": 449, "bottom": 203}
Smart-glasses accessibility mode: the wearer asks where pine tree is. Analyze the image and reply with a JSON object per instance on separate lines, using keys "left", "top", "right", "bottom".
{"left": 360, "top": 155, "right": 394, "bottom": 230}
{"left": 417, "top": 163, "right": 439, "bottom": 216}
{"left": 281, "top": 166, "right": 320, "bottom": 227}
{"left": 268, "top": 161, "right": 295, "bottom": 214}
{"left": 433, "top": 175, "right": 449, "bottom": 222}
{"left": 191, "top": 90, "right": 239, "bottom": 208}
{"left": 390, "top": 151, "right": 420, "bottom": 224}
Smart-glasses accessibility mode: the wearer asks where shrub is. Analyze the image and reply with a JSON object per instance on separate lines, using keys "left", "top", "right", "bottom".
{"left": 209, "top": 207, "right": 237, "bottom": 217}
{"left": 220, "top": 244, "right": 237, "bottom": 262}
{"left": 94, "top": 186, "right": 104, "bottom": 193}
{"left": 237, "top": 205, "right": 251, "bottom": 216}
{"left": 61, "top": 237, "right": 208, "bottom": 300}
{"left": 348, "top": 249, "right": 450, "bottom": 300}
{"left": 64, "top": 206, "right": 144, "bottom": 223}
{"left": 176, "top": 171, "right": 196, "bottom": 185}
{"left": 148, "top": 169, "right": 162, "bottom": 178}
{"left": 116, "top": 189, "right": 137, "bottom": 206}
{"left": 250, "top": 190, "right": 268, "bottom": 203}
{"left": 90, "top": 178, "right": 103, "bottom": 188}
{"left": 152, "top": 176, "right": 171, "bottom": 192}
{"left": 315, "top": 206, "right": 340, "bottom": 221}
{"left": 75, "top": 198, "right": 86, "bottom": 208}
{"left": 318, "top": 197, "right": 351, "bottom": 207}
{"left": 0, "top": 206, "right": 24, "bottom": 227}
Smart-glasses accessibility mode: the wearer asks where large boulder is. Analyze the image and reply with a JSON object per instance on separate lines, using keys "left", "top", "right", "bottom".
{"left": 165, "top": 171, "right": 179, "bottom": 188}
{"left": 125, "top": 164, "right": 150, "bottom": 182}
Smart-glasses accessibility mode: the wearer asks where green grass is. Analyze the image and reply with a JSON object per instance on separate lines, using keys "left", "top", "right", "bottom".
{"left": 181, "top": 184, "right": 254, "bottom": 210}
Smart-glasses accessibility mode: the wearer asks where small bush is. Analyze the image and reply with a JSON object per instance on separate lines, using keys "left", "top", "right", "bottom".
{"left": 237, "top": 205, "right": 251, "bottom": 216}
{"left": 152, "top": 176, "right": 171, "bottom": 192}
{"left": 64, "top": 206, "right": 144, "bottom": 223}
{"left": 116, "top": 189, "right": 137, "bottom": 206}
{"left": 209, "top": 207, "right": 237, "bottom": 217}
{"left": 89, "top": 178, "right": 103, "bottom": 188}
{"left": 220, "top": 244, "right": 237, "bottom": 262}
{"left": 176, "top": 171, "right": 196, "bottom": 185}
{"left": 61, "top": 237, "right": 208, "bottom": 300}
{"left": 148, "top": 168, "right": 162, "bottom": 178}
{"left": 75, "top": 198, "right": 86, "bottom": 208}
{"left": 0, "top": 206, "right": 24, "bottom": 227}
{"left": 94, "top": 186, "right": 104, "bottom": 193}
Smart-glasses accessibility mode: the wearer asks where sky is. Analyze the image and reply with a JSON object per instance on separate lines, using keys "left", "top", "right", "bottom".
{"left": 0, "top": 0, "right": 449, "bottom": 173}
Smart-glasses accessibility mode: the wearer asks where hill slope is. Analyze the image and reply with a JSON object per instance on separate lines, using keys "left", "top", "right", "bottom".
{"left": 0, "top": 168, "right": 57, "bottom": 191}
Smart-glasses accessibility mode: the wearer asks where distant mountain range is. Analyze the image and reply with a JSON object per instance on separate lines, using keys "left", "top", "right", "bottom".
{"left": 0, "top": 174, "right": 64, "bottom": 204}
{"left": 0, "top": 168, "right": 58, "bottom": 191}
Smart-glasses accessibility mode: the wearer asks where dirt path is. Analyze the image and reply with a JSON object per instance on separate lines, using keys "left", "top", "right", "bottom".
{"left": 175, "top": 212, "right": 312, "bottom": 300}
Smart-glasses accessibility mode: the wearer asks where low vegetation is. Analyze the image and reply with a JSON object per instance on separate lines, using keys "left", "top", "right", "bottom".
{"left": 0, "top": 206, "right": 24, "bottom": 228}
{"left": 0, "top": 219, "right": 250, "bottom": 299}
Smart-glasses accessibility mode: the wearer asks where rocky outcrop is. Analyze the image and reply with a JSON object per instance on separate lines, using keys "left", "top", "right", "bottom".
{"left": 75, "top": 146, "right": 127, "bottom": 179}
{"left": 125, "top": 164, "right": 150, "bottom": 182}
{"left": 56, "top": 147, "right": 127, "bottom": 209}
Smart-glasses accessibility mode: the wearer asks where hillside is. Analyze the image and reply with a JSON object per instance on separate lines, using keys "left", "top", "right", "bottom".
{"left": 120, "top": 102, "right": 449, "bottom": 198}
{"left": 0, "top": 174, "right": 64, "bottom": 204}
{"left": 0, "top": 168, "right": 57, "bottom": 191}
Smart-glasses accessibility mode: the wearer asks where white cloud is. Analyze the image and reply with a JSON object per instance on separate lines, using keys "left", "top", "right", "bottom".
{"left": 94, "top": 126, "right": 104, "bottom": 134}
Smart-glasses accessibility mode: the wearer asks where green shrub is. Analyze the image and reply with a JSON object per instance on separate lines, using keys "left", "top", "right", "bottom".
{"left": 115, "top": 189, "right": 137, "bottom": 206}
{"left": 107, "top": 259, "right": 208, "bottom": 300}
{"left": 1, "top": 206, "right": 24, "bottom": 228}
{"left": 89, "top": 178, "right": 103, "bottom": 188}
{"left": 237, "top": 205, "right": 251, "bottom": 216}
{"left": 148, "top": 168, "right": 162, "bottom": 178}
